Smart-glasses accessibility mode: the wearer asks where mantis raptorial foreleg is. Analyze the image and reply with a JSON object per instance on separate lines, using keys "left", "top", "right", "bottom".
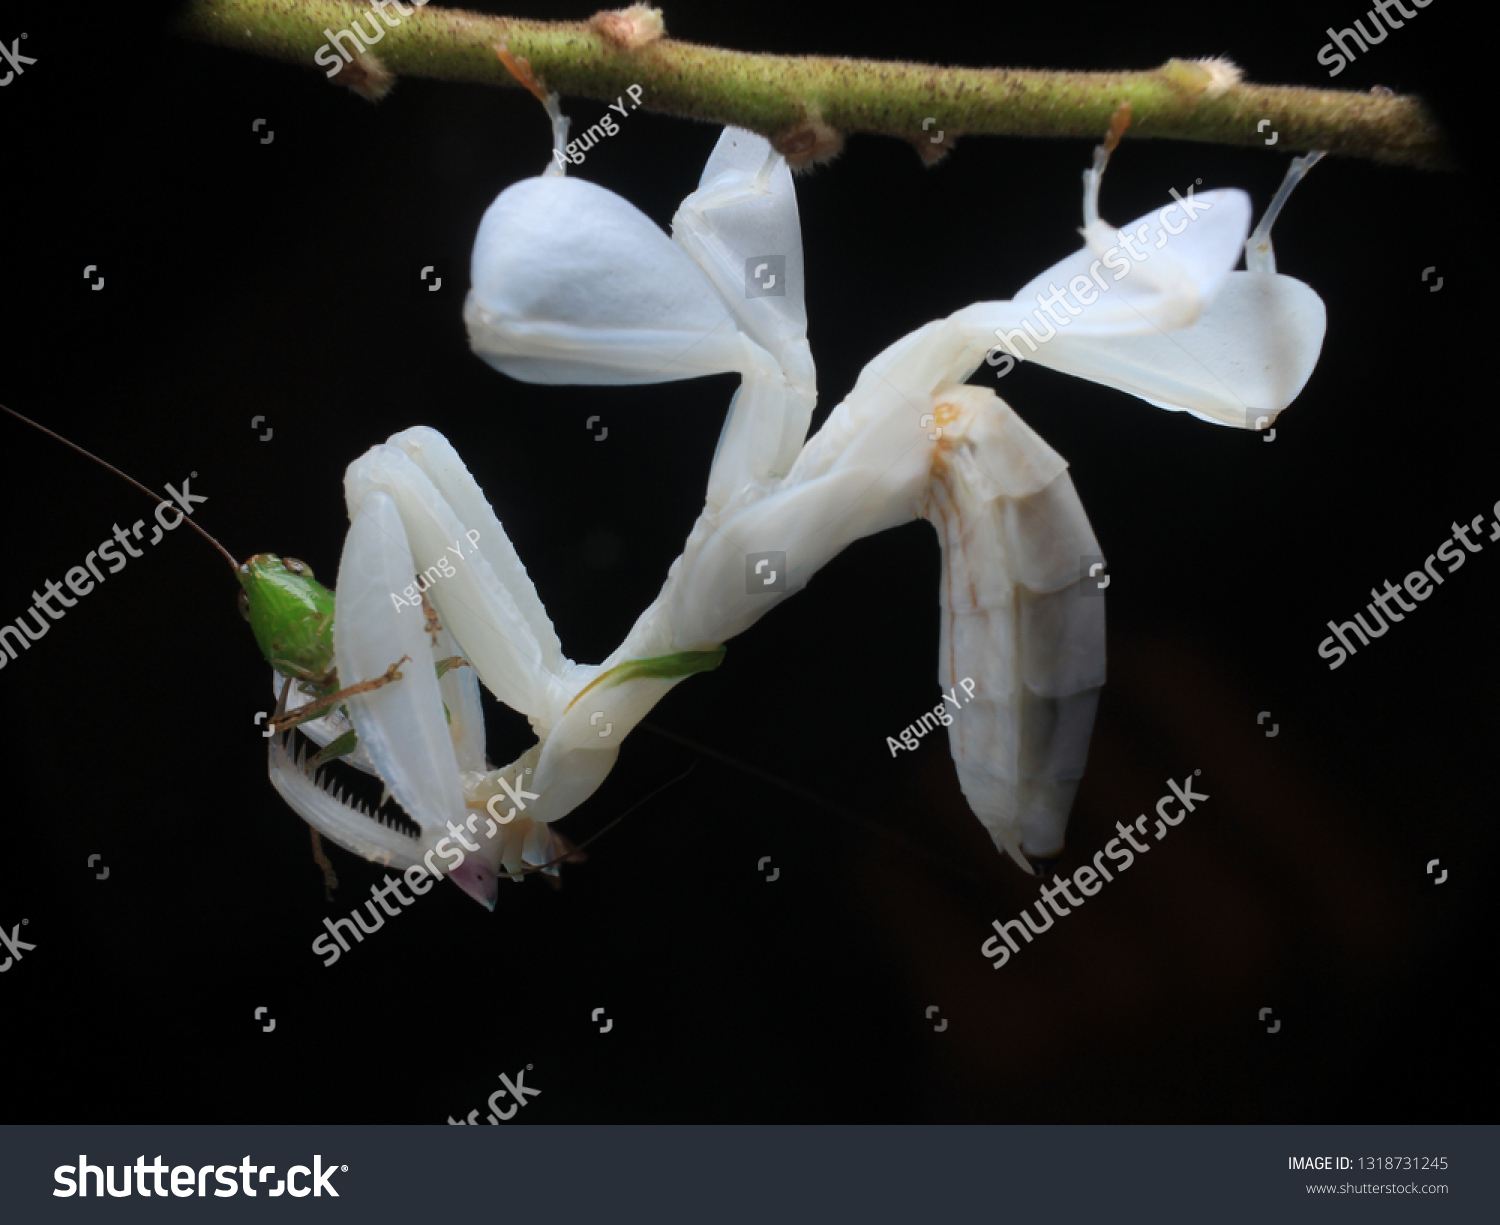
{"left": 0, "top": 402, "right": 442, "bottom": 787}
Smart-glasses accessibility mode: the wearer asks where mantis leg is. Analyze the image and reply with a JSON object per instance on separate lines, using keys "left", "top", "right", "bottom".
{"left": 268, "top": 680, "right": 427, "bottom": 874}
{"left": 343, "top": 431, "right": 571, "bottom": 720}
{"left": 1245, "top": 151, "right": 1326, "bottom": 274}
{"left": 495, "top": 44, "right": 570, "bottom": 177}
{"left": 671, "top": 127, "right": 818, "bottom": 496}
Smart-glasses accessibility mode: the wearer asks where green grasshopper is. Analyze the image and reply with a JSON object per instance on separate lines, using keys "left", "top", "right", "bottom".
{"left": 0, "top": 403, "right": 666, "bottom": 902}
{"left": 0, "top": 402, "right": 421, "bottom": 764}
{"left": 0, "top": 403, "right": 495, "bottom": 900}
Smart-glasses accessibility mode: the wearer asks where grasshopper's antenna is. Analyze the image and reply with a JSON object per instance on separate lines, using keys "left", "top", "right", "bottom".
{"left": 0, "top": 402, "right": 240, "bottom": 572}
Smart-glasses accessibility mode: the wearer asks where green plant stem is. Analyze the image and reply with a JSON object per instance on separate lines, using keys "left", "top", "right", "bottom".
{"left": 176, "top": 1, "right": 1450, "bottom": 169}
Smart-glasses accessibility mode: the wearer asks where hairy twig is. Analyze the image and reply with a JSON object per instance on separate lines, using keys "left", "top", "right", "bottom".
{"left": 175, "top": 1, "right": 1449, "bottom": 169}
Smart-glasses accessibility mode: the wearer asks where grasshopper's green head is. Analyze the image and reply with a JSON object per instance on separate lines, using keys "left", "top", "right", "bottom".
{"left": 237, "top": 553, "right": 340, "bottom": 686}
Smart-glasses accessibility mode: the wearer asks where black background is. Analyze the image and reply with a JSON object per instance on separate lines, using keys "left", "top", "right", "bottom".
{"left": 0, "top": 1, "right": 1492, "bottom": 1124}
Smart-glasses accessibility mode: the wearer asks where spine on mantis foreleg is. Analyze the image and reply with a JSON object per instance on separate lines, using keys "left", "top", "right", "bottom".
{"left": 919, "top": 386, "right": 1106, "bottom": 875}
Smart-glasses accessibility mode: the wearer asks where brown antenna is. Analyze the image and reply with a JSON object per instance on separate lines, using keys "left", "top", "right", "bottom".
{"left": 0, "top": 402, "right": 239, "bottom": 572}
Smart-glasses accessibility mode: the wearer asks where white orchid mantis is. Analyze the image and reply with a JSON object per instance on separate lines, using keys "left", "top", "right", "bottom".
{"left": 268, "top": 94, "right": 1325, "bottom": 905}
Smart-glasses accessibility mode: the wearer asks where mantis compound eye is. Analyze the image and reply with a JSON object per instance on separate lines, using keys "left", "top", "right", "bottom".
{"left": 283, "top": 557, "right": 314, "bottom": 579}
{"left": 237, "top": 589, "right": 250, "bottom": 620}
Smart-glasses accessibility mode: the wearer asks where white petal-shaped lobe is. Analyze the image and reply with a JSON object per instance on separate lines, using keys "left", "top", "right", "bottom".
{"left": 670, "top": 127, "right": 816, "bottom": 498}
{"left": 466, "top": 176, "right": 747, "bottom": 384}
{"left": 1007, "top": 189, "right": 1251, "bottom": 337}
{"left": 1024, "top": 272, "right": 1327, "bottom": 425}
